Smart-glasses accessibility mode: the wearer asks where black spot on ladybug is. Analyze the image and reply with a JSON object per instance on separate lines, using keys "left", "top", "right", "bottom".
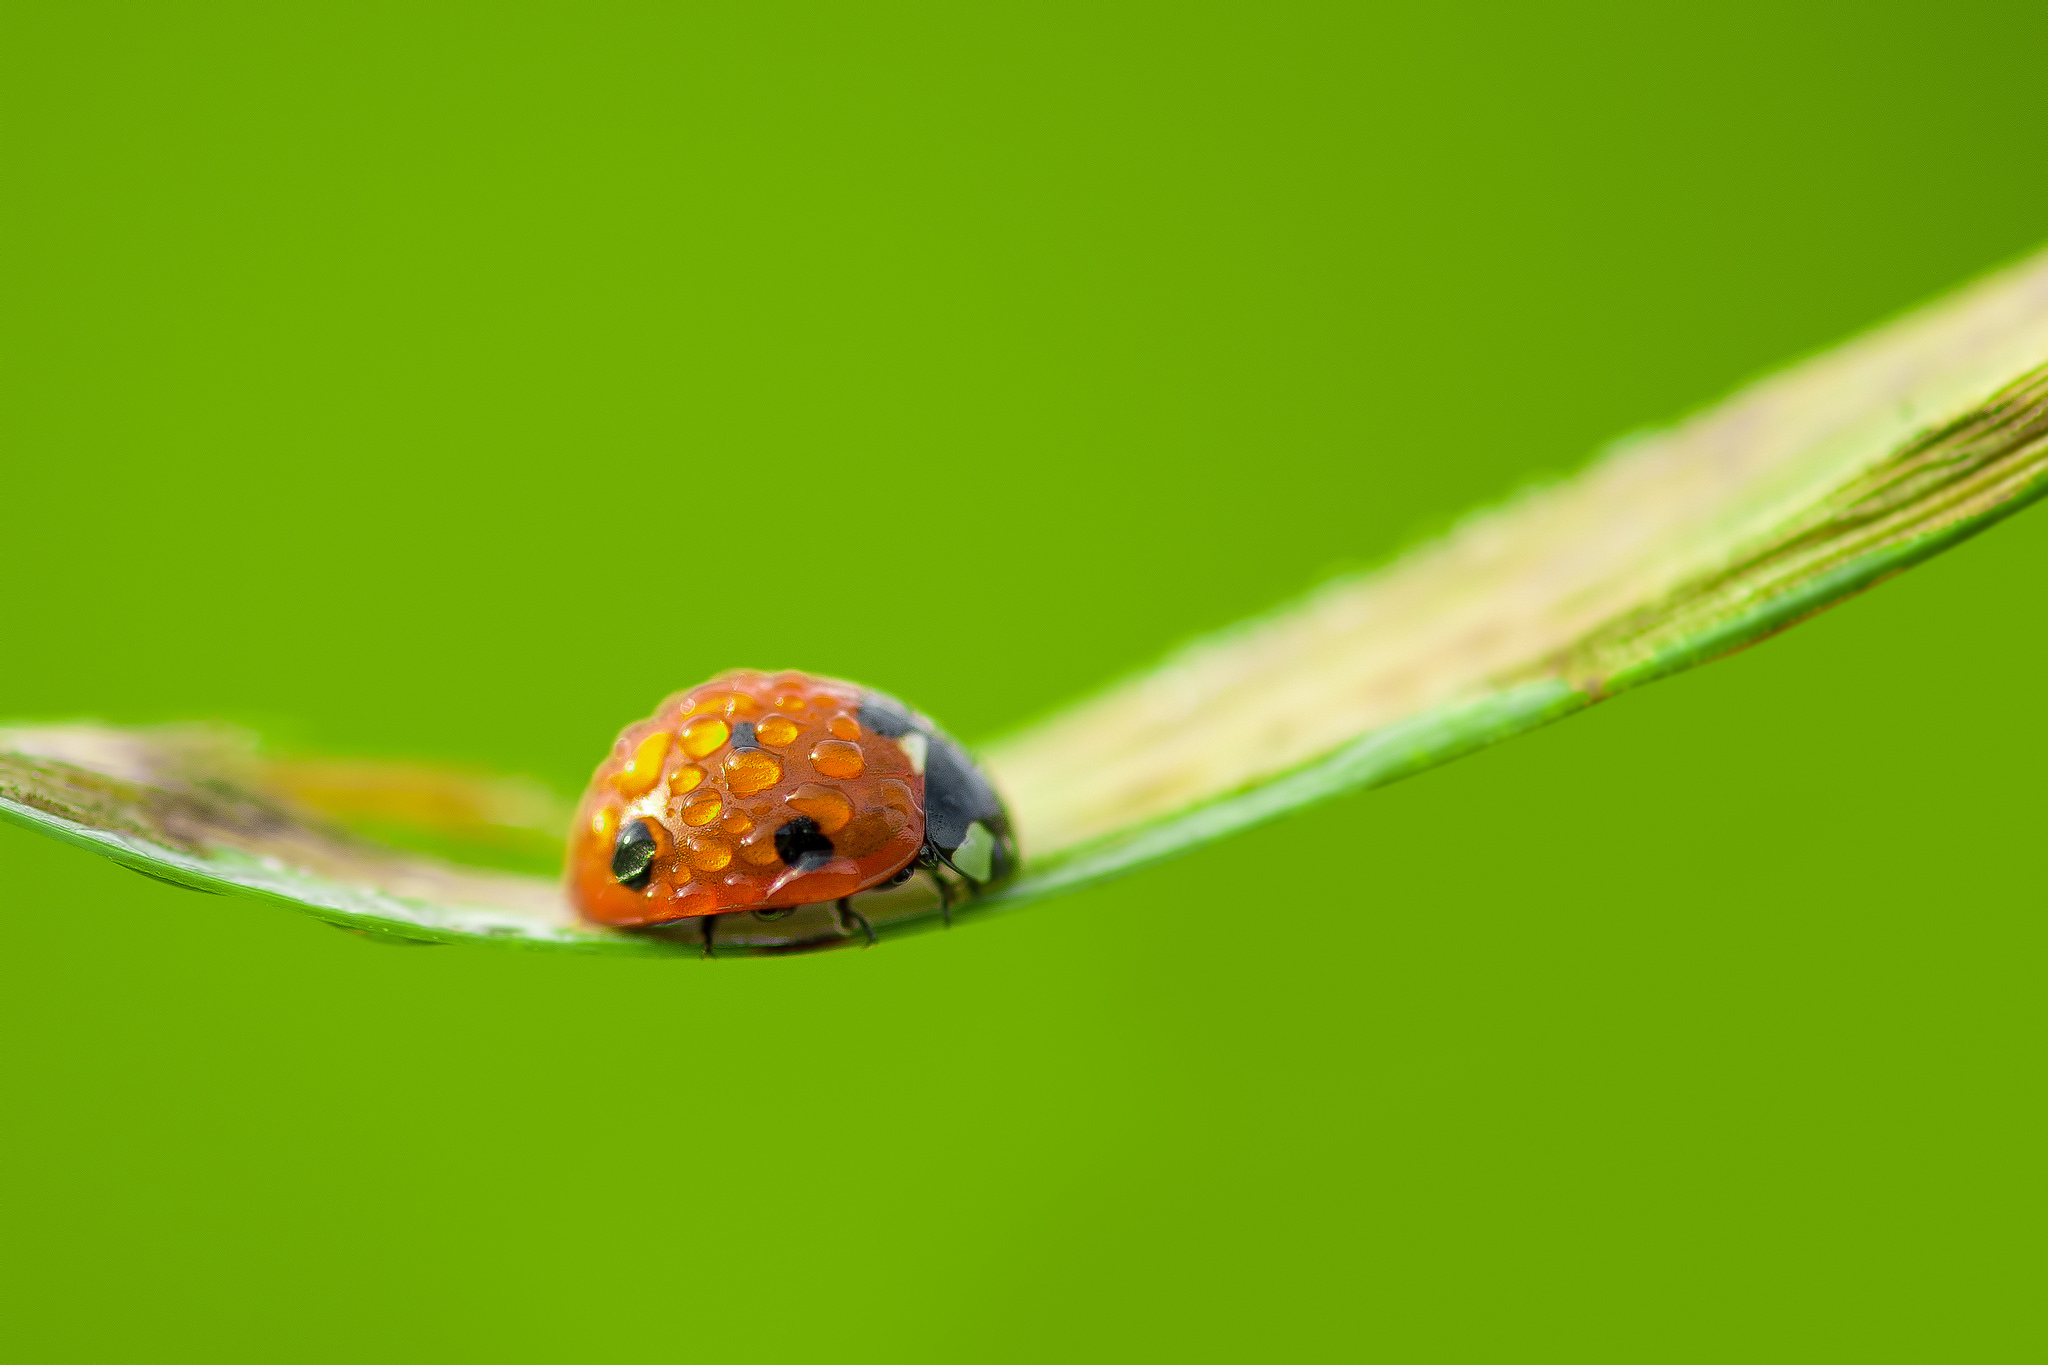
{"left": 858, "top": 694, "right": 914, "bottom": 738}
{"left": 773, "top": 815, "right": 835, "bottom": 870}
{"left": 729, "top": 721, "right": 759, "bottom": 750}
{"left": 611, "top": 818, "right": 659, "bottom": 889}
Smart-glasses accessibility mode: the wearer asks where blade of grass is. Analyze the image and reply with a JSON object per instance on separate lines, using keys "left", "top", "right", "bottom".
{"left": 985, "top": 250, "right": 2048, "bottom": 874}
{"left": 5, "top": 249, "right": 2046, "bottom": 954}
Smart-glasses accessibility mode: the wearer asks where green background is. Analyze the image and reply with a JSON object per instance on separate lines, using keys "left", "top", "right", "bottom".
{"left": 4, "top": 3, "right": 2045, "bottom": 1358}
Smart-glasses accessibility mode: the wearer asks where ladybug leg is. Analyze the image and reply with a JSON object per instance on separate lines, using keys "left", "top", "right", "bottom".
{"left": 835, "top": 897, "right": 876, "bottom": 948}
{"left": 925, "top": 865, "right": 953, "bottom": 927}
{"left": 701, "top": 913, "right": 717, "bottom": 959}
{"left": 916, "top": 841, "right": 975, "bottom": 927}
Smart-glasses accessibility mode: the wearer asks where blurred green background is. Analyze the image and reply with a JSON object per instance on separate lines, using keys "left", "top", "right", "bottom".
{"left": 4, "top": 2, "right": 2045, "bottom": 1358}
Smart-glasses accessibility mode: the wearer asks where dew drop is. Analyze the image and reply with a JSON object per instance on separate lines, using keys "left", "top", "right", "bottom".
{"left": 684, "top": 833, "right": 734, "bottom": 872}
{"left": 680, "top": 790, "right": 723, "bottom": 827}
{"left": 688, "top": 691, "right": 760, "bottom": 718}
{"left": 671, "top": 884, "right": 719, "bottom": 916}
{"left": 725, "top": 749, "right": 784, "bottom": 795}
{"left": 611, "top": 731, "right": 672, "bottom": 797}
{"left": 810, "top": 739, "right": 865, "bottom": 779}
{"left": 680, "top": 716, "right": 730, "bottom": 758}
{"left": 738, "top": 826, "right": 784, "bottom": 867}
{"left": 756, "top": 714, "right": 803, "bottom": 747}
{"left": 786, "top": 782, "right": 854, "bottom": 835}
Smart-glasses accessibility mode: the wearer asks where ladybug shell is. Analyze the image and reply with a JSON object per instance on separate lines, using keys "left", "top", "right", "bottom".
{"left": 570, "top": 670, "right": 927, "bottom": 928}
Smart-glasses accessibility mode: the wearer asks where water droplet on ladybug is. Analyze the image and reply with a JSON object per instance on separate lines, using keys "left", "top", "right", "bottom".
{"left": 684, "top": 833, "right": 733, "bottom": 872}
{"left": 679, "top": 790, "right": 723, "bottom": 827}
{"left": 680, "top": 716, "right": 730, "bottom": 758}
{"left": 786, "top": 782, "right": 853, "bottom": 834}
{"left": 726, "top": 749, "right": 783, "bottom": 794}
{"left": 757, "top": 714, "right": 803, "bottom": 747}
{"left": 810, "top": 739, "right": 865, "bottom": 779}
{"left": 612, "top": 731, "right": 671, "bottom": 796}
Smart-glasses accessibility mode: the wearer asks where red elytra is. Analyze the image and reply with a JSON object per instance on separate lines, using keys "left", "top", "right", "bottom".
{"left": 568, "top": 670, "right": 926, "bottom": 928}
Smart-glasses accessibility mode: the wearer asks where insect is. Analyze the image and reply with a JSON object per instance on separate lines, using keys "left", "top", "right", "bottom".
{"left": 569, "top": 669, "right": 1015, "bottom": 951}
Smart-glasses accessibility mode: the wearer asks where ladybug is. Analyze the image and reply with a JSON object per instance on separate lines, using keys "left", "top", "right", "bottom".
{"left": 569, "top": 669, "right": 1015, "bottom": 950}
